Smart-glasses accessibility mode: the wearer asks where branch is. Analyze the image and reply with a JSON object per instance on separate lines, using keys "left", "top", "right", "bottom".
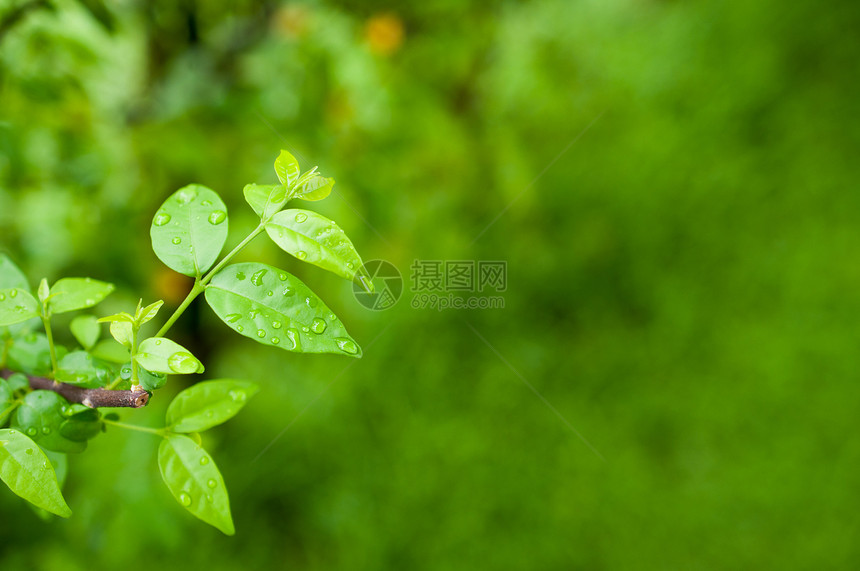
{"left": 1, "top": 369, "right": 149, "bottom": 408}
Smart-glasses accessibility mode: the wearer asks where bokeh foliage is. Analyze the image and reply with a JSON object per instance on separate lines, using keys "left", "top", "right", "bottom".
{"left": 2, "top": 0, "right": 859, "bottom": 568}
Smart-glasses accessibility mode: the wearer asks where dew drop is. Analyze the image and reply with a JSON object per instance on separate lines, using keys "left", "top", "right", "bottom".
{"left": 272, "top": 321, "right": 282, "bottom": 329}
{"left": 200, "top": 456, "right": 209, "bottom": 465}
{"left": 296, "top": 250, "right": 307, "bottom": 260}
{"left": 154, "top": 339, "right": 162, "bottom": 345}
{"left": 336, "top": 338, "right": 359, "bottom": 354}
{"left": 41, "top": 427, "right": 51, "bottom": 435}
{"left": 256, "top": 329, "right": 266, "bottom": 338}
{"left": 236, "top": 271, "right": 246, "bottom": 280}
{"left": 206, "top": 495, "right": 214, "bottom": 503}
{"left": 250, "top": 269, "right": 268, "bottom": 286}
{"left": 179, "top": 492, "right": 192, "bottom": 506}
{"left": 0, "top": 294, "right": 4, "bottom": 301}
{"left": 208, "top": 210, "right": 227, "bottom": 225}
{"left": 294, "top": 212, "right": 308, "bottom": 223}
{"left": 201, "top": 200, "right": 212, "bottom": 206}
{"left": 154, "top": 212, "right": 172, "bottom": 226}
{"left": 172, "top": 237, "right": 182, "bottom": 245}
{"left": 229, "top": 390, "right": 246, "bottom": 402}
{"left": 301, "top": 326, "right": 309, "bottom": 333}
{"left": 310, "top": 317, "right": 327, "bottom": 334}
{"left": 278, "top": 273, "right": 287, "bottom": 281}
{"left": 286, "top": 328, "right": 301, "bottom": 350}
{"left": 207, "top": 479, "right": 217, "bottom": 489}
{"left": 85, "top": 298, "right": 94, "bottom": 305}
{"left": 282, "top": 287, "right": 295, "bottom": 297}
{"left": 249, "top": 308, "right": 261, "bottom": 319}
{"left": 225, "top": 313, "right": 242, "bottom": 323}
{"left": 175, "top": 188, "right": 198, "bottom": 205}
{"left": 25, "top": 448, "right": 34, "bottom": 455}
{"left": 305, "top": 296, "right": 317, "bottom": 308}
{"left": 168, "top": 352, "right": 200, "bottom": 374}
{"left": 9, "top": 289, "right": 17, "bottom": 298}
{"left": 26, "top": 428, "right": 37, "bottom": 436}
{"left": 267, "top": 290, "right": 274, "bottom": 296}
{"left": 237, "top": 325, "right": 244, "bottom": 332}
{"left": 271, "top": 337, "right": 280, "bottom": 344}
{"left": 347, "top": 262, "right": 355, "bottom": 270}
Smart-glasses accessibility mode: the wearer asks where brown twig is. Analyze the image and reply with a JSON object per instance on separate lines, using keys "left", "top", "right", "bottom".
{"left": 1, "top": 369, "right": 149, "bottom": 408}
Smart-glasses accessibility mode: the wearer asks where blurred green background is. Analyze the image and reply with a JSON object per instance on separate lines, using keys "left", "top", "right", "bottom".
{"left": 1, "top": 0, "right": 859, "bottom": 568}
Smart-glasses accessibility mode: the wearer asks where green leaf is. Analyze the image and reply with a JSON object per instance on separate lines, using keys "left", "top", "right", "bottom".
{"left": 57, "top": 406, "right": 102, "bottom": 442}
{"left": 137, "top": 300, "right": 164, "bottom": 325}
{"left": 12, "top": 391, "right": 87, "bottom": 453}
{"left": 0, "top": 255, "right": 29, "bottom": 290}
{"left": 204, "top": 262, "right": 362, "bottom": 357}
{"left": 5, "top": 373, "right": 29, "bottom": 393}
{"left": 56, "top": 351, "right": 112, "bottom": 388}
{"left": 110, "top": 321, "right": 133, "bottom": 348}
{"left": 265, "top": 209, "right": 367, "bottom": 283}
{"left": 150, "top": 184, "right": 229, "bottom": 277}
{"left": 158, "top": 434, "right": 234, "bottom": 535}
{"left": 295, "top": 175, "right": 334, "bottom": 202}
{"left": 97, "top": 312, "right": 134, "bottom": 323}
{"left": 274, "top": 149, "right": 301, "bottom": 187}
{"left": 134, "top": 337, "right": 204, "bottom": 375}
{"left": 70, "top": 315, "right": 100, "bottom": 350}
{"left": 7, "top": 333, "right": 56, "bottom": 376}
{"left": 166, "top": 380, "right": 259, "bottom": 433}
{"left": 0, "top": 379, "right": 13, "bottom": 426}
{"left": 242, "top": 183, "right": 290, "bottom": 219}
{"left": 89, "top": 339, "right": 129, "bottom": 364}
{"left": 0, "top": 288, "right": 39, "bottom": 326}
{"left": 48, "top": 278, "right": 115, "bottom": 314}
{"left": 0, "top": 429, "right": 72, "bottom": 517}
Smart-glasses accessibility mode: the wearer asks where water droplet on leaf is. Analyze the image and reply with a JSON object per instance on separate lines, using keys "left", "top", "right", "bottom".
{"left": 225, "top": 313, "right": 241, "bottom": 323}
{"left": 256, "top": 329, "right": 266, "bottom": 338}
{"left": 271, "top": 337, "right": 280, "bottom": 344}
{"left": 271, "top": 321, "right": 282, "bottom": 329}
{"left": 200, "top": 456, "right": 209, "bottom": 465}
{"left": 294, "top": 212, "right": 308, "bottom": 223}
{"left": 207, "top": 479, "right": 217, "bottom": 489}
{"left": 26, "top": 428, "right": 37, "bottom": 436}
{"left": 336, "top": 338, "right": 359, "bottom": 354}
{"left": 168, "top": 352, "right": 201, "bottom": 374}
{"left": 278, "top": 273, "right": 287, "bottom": 281}
{"left": 286, "top": 328, "right": 301, "bottom": 350}
{"left": 172, "top": 237, "right": 181, "bottom": 245}
{"left": 229, "top": 390, "right": 246, "bottom": 402}
{"left": 154, "top": 212, "right": 171, "bottom": 226}
{"left": 250, "top": 269, "right": 268, "bottom": 286}
{"left": 208, "top": 210, "right": 226, "bottom": 225}
{"left": 179, "top": 492, "right": 192, "bottom": 506}
{"left": 236, "top": 271, "right": 246, "bottom": 280}
{"left": 310, "top": 318, "right": 327, "bottom": 334}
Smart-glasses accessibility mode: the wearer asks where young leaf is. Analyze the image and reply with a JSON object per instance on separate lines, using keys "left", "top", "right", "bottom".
{"left": 166, "top": 380, "right": 259, "bottom": 433}
{"left": 12, "top": 391, "right": 86, "bottom": 453}
{"left": 37, "top": 278, "right": 50, "bottom": 303}
{"left": 243, "top": 183, "right": 290, "bottom": 220}
{"left": 97, "top": 313, "right": 134, "bottom": 323}
{"left": 48, "top": 278, "right": 115, "bottom": 314}
{"left": 0, "top": 255, "right": 29, "bottom": 290}
{"left": 158, "top": 434, "right": 234, "bottom": 535}
{"left": 274, "top": 149, "right": 301, "bottom": 187}
{"left": 150, "top": 184, "right": 229, "bottom": 277}
{"left": 0, "top": 288, "right": 40, "bottom": 326}
{"left": 110, "top": 321, "right": 133, "bottom": 348}
{"left": 70, "top": 315, "right": 100, "bottom": 350}
{"left": 265, "top": 209, "right": 367, "bottom": 283}
{"left": 137, "top": 300, "right": 164, "bottom": 325}
{"left": 204, "top": 262, "right": 362, "bottom": 357}
{"left": 134, "top": 337, "right": 204, "bottom": 375}
{"left": 0, "top": 429, "right": 72, "bottom": 518}
{"left": 295, "top": 175, "right": 334, "bottom": 202}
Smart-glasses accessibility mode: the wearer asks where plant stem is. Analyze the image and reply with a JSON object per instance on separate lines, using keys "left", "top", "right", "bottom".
{"left": 40, "top": 314, "right": 59, "bottom": 379}
{"left": 102, "top": 418, "right": 164, "bottom": 436}
{"left": 154, "top": 222, "right": 265, "bottom": 338}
